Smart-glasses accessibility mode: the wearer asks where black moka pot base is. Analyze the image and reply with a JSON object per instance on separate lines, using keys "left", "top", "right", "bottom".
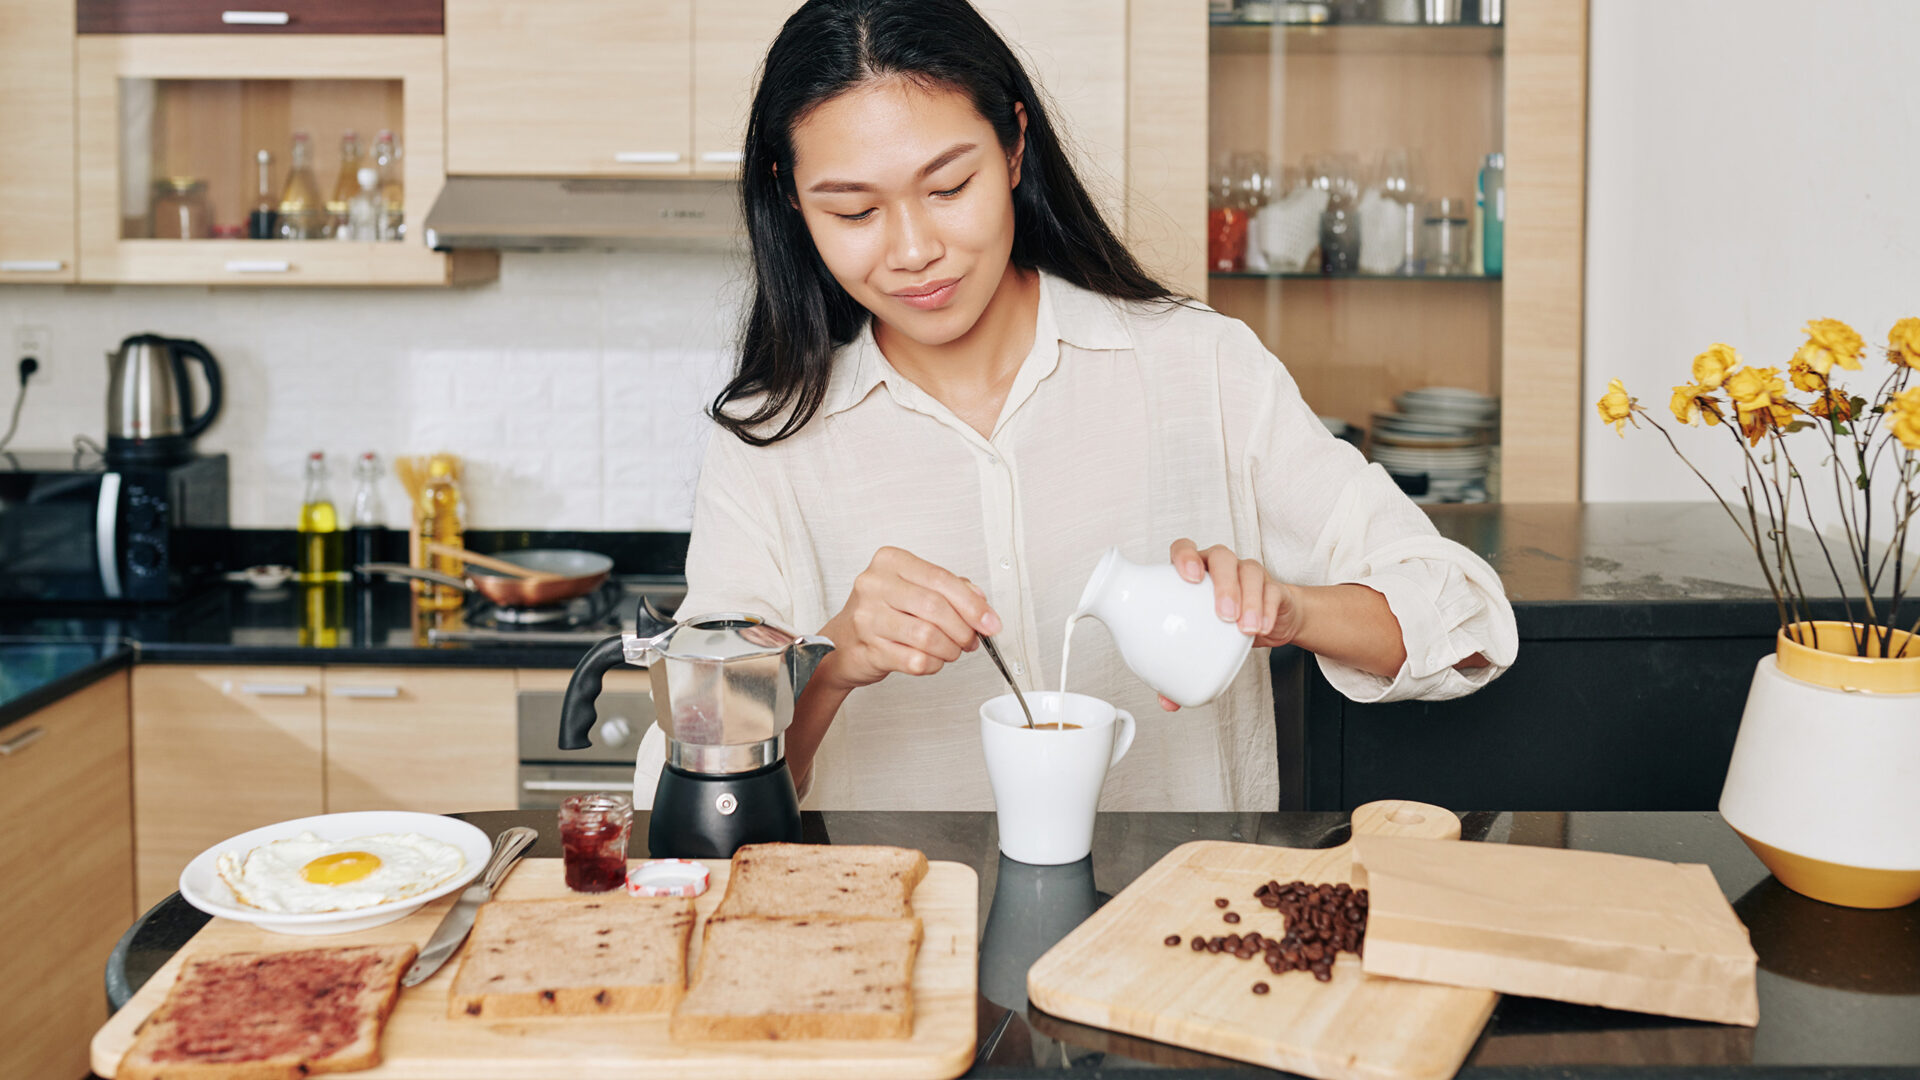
{"left": 648, "top": 761, "right": 803, "bottom": 859}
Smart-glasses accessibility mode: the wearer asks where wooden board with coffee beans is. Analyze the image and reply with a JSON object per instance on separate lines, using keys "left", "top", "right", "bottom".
{"left": 1026, "top": 800, "right": 1496, "bottom": 1080}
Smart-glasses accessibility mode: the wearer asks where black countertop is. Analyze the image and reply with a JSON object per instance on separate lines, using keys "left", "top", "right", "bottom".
{"left": 106, "top": 809, "right": 1920, "bottom": 1078}
{"left": 0, "top": 503, "right": 1856, "bottom": 732}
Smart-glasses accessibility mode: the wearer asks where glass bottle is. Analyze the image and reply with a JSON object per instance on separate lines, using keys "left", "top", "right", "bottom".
{"left": 350, "top": 451, "right": 385, "bottom": 583}
{"left": 1479, "top": 151, "right": 1505, "bottom": 277}
{"left": 326, "top": 130, "right": 365, "bottom": 238}
{"left": 342, "top": 167, "right": 382, "bottom": 241}
{"left": 297, "top": 451, "right": 347, "bottom": 584}
{"left": 276, "top": 133, "right": 326, "bottom": 240}
{"left": 371, "top": 130, "right": 404, "bottom": 240}
{"left": 417, "top": 455, "right": 465, "bottom": 610}
{"left": 248, "top": 149, "right": 278, "bottom": 240}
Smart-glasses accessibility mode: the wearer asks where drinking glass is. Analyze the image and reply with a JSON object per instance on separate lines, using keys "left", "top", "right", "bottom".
{"left": 1422, "top": 196, "right": 1473, "bottom": 275}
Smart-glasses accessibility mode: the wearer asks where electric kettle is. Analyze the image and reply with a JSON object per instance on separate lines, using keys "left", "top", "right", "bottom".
{"left": 106, "top": 334, "right": 223, "bottom": 465}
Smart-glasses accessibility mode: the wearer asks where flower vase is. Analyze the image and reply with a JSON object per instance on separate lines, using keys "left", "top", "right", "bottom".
{"left": 1719, "top": 621, "right": 1920, "bottom": 909}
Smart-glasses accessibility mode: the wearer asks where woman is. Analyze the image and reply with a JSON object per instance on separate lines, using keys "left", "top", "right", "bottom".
{"left": 641, "top": 0, "right": 1517, "bottom": 811}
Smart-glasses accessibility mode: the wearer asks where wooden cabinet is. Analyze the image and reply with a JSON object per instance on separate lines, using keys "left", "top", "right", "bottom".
{"left": 1193, "top": 0, "right": 1588, "bottom": 501}
{"left": 75, "top": 34, "right": 496, "bottom": 286}
{"left": 323, "top": 667, "right": 516, "bottom": 814}
{"left": 447, "top": 0, "right": 693, "bottom": 176}
{"left": 77, "top": 0, "right": 443, "bottom": 34}
{"left": 0, "top": 0, "right": 77, "bottom": 283}
{"left": 689, "top": 0, "right": 791, "bottom": 177}
{"left": 0, "top": 672, "right": 134, "bottom": 1080}
{"left": 132, "top": 665, "right": 325, "bottom": 909}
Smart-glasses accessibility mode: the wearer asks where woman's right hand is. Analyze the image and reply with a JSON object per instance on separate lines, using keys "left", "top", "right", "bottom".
{"left": 817, "top": 546, "right": 1003, "bottom": 691}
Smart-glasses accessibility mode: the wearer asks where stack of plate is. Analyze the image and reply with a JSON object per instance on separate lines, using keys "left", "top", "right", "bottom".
{"left": 1368, "top": 387, "right": 1498, "bottom": 503}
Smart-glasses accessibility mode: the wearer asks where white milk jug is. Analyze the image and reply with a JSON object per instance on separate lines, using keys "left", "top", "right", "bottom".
{"left": 1068, "top": 547, "right": 1254, "bottom": 708}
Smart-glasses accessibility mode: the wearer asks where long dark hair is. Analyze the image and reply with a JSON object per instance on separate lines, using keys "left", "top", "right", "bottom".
{"left": 711, "top": 0, "right": 1179, "bottom": 446}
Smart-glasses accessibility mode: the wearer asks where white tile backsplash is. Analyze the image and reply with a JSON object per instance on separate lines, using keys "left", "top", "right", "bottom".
{"left": 0, "top": 251, "right": 747, "bottom": 530}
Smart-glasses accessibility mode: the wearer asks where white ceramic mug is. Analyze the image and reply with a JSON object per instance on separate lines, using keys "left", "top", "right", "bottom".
{"left": 979, "top": 691, "right": 1136, "bottom": 865}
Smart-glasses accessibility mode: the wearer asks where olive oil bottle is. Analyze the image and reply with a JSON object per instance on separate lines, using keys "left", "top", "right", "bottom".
{"left": 416, "top": 454, "right": 465, "bottom": 610}
{"left": 297, "top": 451, "right": 347, "bottom": 583}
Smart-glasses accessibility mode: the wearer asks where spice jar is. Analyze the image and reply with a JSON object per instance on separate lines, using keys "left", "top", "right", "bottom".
{"left": 559, "top": 792, "right": 632, "bottom": 893}
{"left": 150, "top": 178, "right": 212, "bottom": 240}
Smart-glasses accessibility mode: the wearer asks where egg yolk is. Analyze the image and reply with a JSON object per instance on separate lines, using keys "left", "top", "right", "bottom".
{"left": 301, "top": 851, "right": 383, "bottom": 885}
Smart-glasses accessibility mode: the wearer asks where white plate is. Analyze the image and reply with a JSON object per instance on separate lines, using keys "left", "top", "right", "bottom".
{"left": 179, "top": 811, "right": 491, "bottom": 935}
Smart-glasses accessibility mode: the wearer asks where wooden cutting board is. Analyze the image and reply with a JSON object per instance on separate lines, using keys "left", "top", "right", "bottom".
{"left": 92, "top": 857, "right": 977, "bottom": 1080}
{"left": 1027, "top": 800, "right": 1496, "bottom": 1080}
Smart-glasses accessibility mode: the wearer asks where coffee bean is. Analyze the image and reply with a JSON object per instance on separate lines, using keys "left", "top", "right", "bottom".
{"left": 1225, "top": 934, "right": 1242, "bottom": 949}
{"left": 1314, "top": 968, "right": 1333, "bottom": 982}
{"left": 1207, "top": 939, "right": 1224, "bottom": 954}
{"left": 1215, "top": 897, "right": 1230, "bottom": 908}
{"left": 1253, "top": 982, "right": 1270, "bottom": 995}
{"left": 1165, "top": 934, "right": 1182, "bottom": 947}
{"left": 1236, "top": 948, "right": 1255, "bottom": 960}
{"left": 1224, "top": 911, "right": 1241, "bottom": 924}
{"left": 1191, "top": 937, "right": 1206, "bottom": 952}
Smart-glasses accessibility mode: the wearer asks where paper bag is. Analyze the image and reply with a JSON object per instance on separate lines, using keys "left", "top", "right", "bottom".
{"left": 1352, "top": 836, "right": 1759, "bottom": 1026}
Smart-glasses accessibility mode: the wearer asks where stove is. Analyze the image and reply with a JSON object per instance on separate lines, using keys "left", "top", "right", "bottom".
{"left": 427, "top": 574, "right": 686, "bottom": 646}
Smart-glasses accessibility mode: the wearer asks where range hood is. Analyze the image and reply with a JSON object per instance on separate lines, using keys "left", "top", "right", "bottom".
{"left": 422, "top": 177, "right": 745, "bottom": 252}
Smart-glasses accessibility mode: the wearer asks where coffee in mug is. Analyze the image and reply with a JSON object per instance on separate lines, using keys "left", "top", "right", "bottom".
{"left": 979, "top": 691, "right": 1136, "bottom": 865}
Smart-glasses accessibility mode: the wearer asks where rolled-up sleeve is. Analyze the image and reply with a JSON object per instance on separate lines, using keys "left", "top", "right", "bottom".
{"left": 1224, "top": 320, "right": 1518, "bottom": 704}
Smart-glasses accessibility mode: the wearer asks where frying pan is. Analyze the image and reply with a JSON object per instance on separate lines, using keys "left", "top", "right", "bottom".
{"left": 361, "top": 549, "right": 613, "bottom": 607}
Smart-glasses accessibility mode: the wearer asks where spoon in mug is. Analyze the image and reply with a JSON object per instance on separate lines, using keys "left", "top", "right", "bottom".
{"left": 979, "top": 635, "right": 1035, "bottom": 729}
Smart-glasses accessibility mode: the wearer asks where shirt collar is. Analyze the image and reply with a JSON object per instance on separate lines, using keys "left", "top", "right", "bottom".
{"left": 821, "top": 270, "right": 1134, "bottom": 420}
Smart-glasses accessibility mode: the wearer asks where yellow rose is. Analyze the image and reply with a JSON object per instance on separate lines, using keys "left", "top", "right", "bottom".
{"left": 1669, "top": 383, "right": 1723, "bottom": 426}
{"left": 1794, "top": 317, "right": 1865, "bottom": 375}
{"left": 1888, "top": 387, "right": 1920, "bottom": 450}
{"left": 1691, "top": 344, "right": 1740, "bottom": 390}
{"left": 1724, "top": 366, "right": 1786, "bottom": 415}
{"left": 1788, "top": 358, "right": 1826, "bottom": 393}
{"left": 1807, "top": 390, "right": 1853, "bottom": 422}
{"left": 1889, "top": 317, "right": 1920, "bottom": 370}
{"left": 1596, "top": 378, "right": 1636, "bottom": 436}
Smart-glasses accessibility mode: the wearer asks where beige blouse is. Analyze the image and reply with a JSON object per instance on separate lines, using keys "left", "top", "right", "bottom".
{"left": 649, "top": 272, "right": 1518, "bottom": 811}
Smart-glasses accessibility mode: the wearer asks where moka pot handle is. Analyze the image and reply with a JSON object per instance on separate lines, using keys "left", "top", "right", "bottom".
{"left": 559, "top": 634, "right": 626, "bottom": 750}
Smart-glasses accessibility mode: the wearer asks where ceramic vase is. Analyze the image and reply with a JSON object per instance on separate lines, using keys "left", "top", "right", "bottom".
{"left": 1719, "top": 621, "right": 1920, "bottom": 909}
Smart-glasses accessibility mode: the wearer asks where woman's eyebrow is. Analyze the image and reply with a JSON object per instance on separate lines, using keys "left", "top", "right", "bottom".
{"left": 805, "top": 141, "right": 979, "bottom": 194}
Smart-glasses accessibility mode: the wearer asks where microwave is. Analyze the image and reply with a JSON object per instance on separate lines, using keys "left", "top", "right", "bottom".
{"left": 0, "top": 451, "right": 228, "bottom": 603}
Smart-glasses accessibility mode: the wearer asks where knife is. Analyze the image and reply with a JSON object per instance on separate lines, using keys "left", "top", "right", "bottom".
{"left": 402, "top": 826, "right": 538, "bottom": 988}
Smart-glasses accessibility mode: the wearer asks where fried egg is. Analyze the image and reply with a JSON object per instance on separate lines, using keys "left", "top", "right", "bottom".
{"left": 215, "top": 831, "right": 467, "bottom": 913}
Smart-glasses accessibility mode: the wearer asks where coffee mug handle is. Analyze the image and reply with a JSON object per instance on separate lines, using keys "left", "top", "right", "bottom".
{"left": 1109, "top": 709, "right": 1136, "bottom": 768}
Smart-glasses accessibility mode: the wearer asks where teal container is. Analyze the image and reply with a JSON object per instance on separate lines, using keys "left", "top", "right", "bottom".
{"left": 1479, "top": 152, "right": 1505, "bottom": 277}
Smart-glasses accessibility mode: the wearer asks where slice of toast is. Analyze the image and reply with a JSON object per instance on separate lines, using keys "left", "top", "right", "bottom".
{"left": 671, "top": 915, "right": 923, "bottom": 1041}
{"left": 449, "top": 896, "right": 695, "bottom": 1019}
{"left": 115, "top": 943, "right": 416, "bottom": 1080}
{"left": 712, "top": 843, "right": 929, "bottom": 920}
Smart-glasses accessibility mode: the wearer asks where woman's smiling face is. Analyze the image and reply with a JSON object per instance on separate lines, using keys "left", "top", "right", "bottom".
{"left": 788, "top": 78, "right": 1024, "bottom": 347}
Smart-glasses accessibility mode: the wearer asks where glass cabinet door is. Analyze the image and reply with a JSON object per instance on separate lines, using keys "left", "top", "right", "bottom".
{"left": 1208, "top": 6, "right": 1505, "bottom": 503}
{"left": 77, "top": 35, "right": 495, "bottom": 286}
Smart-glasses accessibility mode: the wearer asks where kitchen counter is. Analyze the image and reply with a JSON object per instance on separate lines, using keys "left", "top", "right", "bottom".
{"left": 105, "top": 809, "right": 1920, "bottom": 1078}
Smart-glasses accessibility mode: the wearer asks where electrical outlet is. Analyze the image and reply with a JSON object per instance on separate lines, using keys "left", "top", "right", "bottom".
{"left": 15, "top": 325, "right": 50, "bottom": 386}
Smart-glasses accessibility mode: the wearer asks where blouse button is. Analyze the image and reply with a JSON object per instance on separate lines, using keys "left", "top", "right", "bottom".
{"left": 988, "top": 455, "right": 999, "bottom": 466}
{"left": 1012, "top": 661, "right": 1025, "bottom": 676}
{"left": 999, "top": 557, "right": 1011, "bottom": 570}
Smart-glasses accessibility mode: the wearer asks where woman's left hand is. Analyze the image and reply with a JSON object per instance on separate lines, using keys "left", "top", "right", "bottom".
{"left": 1162, "top": 538, "right": 1300, "bottom": 711}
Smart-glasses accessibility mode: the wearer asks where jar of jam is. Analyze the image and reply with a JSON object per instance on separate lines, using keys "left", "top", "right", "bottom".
{"left": 559, "top": 792, "right": 632, "bottom": 893}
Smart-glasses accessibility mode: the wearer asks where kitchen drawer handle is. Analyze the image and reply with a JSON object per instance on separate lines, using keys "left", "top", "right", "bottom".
{"left": 228, "top": 681, "right": 309, "bottom": 697}
{"left": 332, "top": 686, "right": 401, "bottom": 699}
{"left": 224, "top": 260, "right": 291, "bottom": 273}
{"left": 0, "top": 260, "right": 64, "bottom": 273}
{"left": 222, "top": 10, "right": 291, "bottom": 24}
{"left": 614, "top": 151, "right": 682, "bottom": 165}
{"left": 699, "top": 151, "right": 744, "bottom": 165}
{"left": 0, "top": 726, "right": 47, "bottom": 757}
{"left": 521, "top": 780, "right": 637, "bottom": 793}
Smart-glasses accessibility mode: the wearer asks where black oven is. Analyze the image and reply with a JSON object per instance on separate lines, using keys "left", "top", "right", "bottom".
{"left": 0, "top": 451, "right": 228, "bottom": 603}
